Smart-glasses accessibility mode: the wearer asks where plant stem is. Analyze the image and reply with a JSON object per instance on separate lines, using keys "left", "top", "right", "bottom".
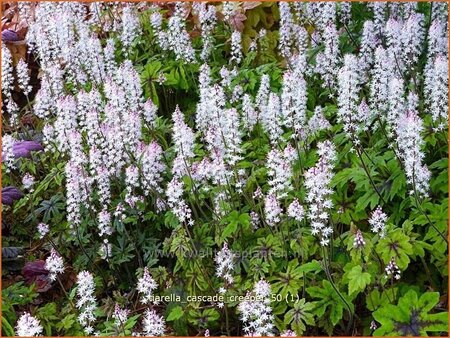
{"left": 411, "top": 173, "right": 447, "bottom": 243}
{"left": 355, "top": 145, "right": 386, "bottom": 205}
{"left": 56, "top": 275, "right": 76, "bottom": 312}
{"left": 322, "top": 248, "right": 354, "bottom": 335}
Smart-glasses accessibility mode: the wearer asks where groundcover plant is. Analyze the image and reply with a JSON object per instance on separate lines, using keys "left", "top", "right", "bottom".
{"left": 1, "top": 1, "right": 449, "bottom": 336}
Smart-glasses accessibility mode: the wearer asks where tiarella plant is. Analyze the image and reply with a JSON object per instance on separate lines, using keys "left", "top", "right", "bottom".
{"left": 1, "top": 1, "right": 448, "bottom": 337}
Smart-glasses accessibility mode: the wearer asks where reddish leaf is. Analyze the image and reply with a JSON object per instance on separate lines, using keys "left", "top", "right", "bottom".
{"left": 22, "top": 260, "right": 52, "bottom": 293}
{"left": 243, "top": 2, "right": 262, "bottom": 11}
{"left": 229, "top": 12, "right": 247, "bottom": 32}
{"left": 22, "top": 260, "right": 48, "bottom": 280}
{"left": 34, "top": 275, "right": 52, "bottom": 293}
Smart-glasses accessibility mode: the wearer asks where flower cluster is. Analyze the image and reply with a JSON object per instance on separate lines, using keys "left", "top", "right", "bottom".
{"left": 278, "top": 2, "right": 294, "bottom": 57}
{"left": 426, "top": 56, "right": 448, "bottom": 130}
{"left": 304, "top": 141, "right": 336, "bottom": 246}
{"left": 287, "top": 199, "right": 305, "bottom": 222}
{"left": 280, "top": 329, "right": 297, "bottom": 337}
{"left": 15, "top": 313, "right": 43, "bottom": 337}
{"left": 264, "top": 193, "right": 283, "bottom": 227}
{"left": 97, "top": 209, "right": 113, "bottom": 237}
{"left": 261, "top": 92, "right": 283, "bottom": 143}
{"left": 76, "top": 271, "right": 98, "bottom": 335}
{"left": 278, "top": 2, "right": 307, "bottom": 59}
{"left": 241, "top": 93, "right": 258, "bottom": 131}
{"left": 370, "top": 46, "right": 393, "bottom": 116}
{"left": 166, "top": 177, "right": 193, "bottom": 225}
{"left": 281, "top": 54, "right": 308, "bottom": 139}
{"left": 65, "top": 159, "right": 90, "bottom": 229}
{"left": 140, "top": 141, "right": 166, "bottom": 195}
{"left": 120, "top": 5, "right": 140, "bottom": 52}
{"left": 22, "top": 173, "right": 35, "bottom": 191}
{"left": 134, "top": 267, "right": 166, "bottom": 336}
{"left": 368, "top": 206, "right": 388, "bottom": 238}
{"left": 307, "top": 106, "right": 331, "bottom": 136}
{"left": 37, "top": 223, "right": 49, "bottom": 239}
{"left": 396, "top": 110, "right": 431, "bottom": 197}
{"left": 399, "top": 13, "right": 425, "bottom": 68}
{"left": 359, "top": 20, "right": 377, "bottom": 78}
{"left": 193, "top": 3, "right": 217, "bottom": 60}
{"left": 44, "top": 248, "right": 64, "bottom": 281}
{"left": 151, "top": 3, "right": 195, "bottom": 62}
{"left": 2, "top": 135, "right": 16, "bottom": 172}
{"left": 16, "top": 58, "right": 32, "bottom": 97}
{"left": 266, "top": 144, "right": 297, "bottom": 198}
{"left": 315, "top": 23, "right": 339, "bottom": 92}
{"left": 137, "top": 267, "right": 158, "bottom": 304}
{"left": 171, "top": 105, "right": 196, "bottom": 176}
{"left": 141, "top": 309, "right": 166, "bottom": 336}
{"left": 386, "top": 77, "right": 405, "bottom": 131}
{"left": 214, "top": 243, "right": 235, "bottom": 284}
{"left": 353, "top": 230, "right": 366, "bottom": 249}
{"left": 338, "top": 54, "right": 370, "bottom": 141}
{"left": 113, "top": 304, "right": 130, "bottom": 327}
{"left": 1, "top": 44, "right": 14, "bottom": 106}
{"left": 230, "top": 30, "right": 243, "bottom": 64}
{"left": 385, "top": 258, "right": 401, "bottom": 280}
{"left": 238, "top": 279, "right": 274, "bottom": 336}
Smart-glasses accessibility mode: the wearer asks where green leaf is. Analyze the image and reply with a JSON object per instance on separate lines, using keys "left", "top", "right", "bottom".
{"left": 366, "top": 289, "right": 398, "bottom": 312}
{"left": 355, "top": 189, "right": 379, "bottom": 212}
{"left": 421, "top": 312, "right": 449, "bottom": 334}
{"left": 1, "top": 316, "right": 15, "bottom": 337}
{"left": 220, "top": 211, "right": 250, "bottom": 242}
{"left": 221, "top": 221, "right": 238, "bottom": 242}
{"left": 307, "top": 280, "right": 353, "bottom": 326}
{"left": 55, "top": 314, "right": 76, "bottom": 331}
{"left": 373, "top": 290, "right": 448, "bottom": 336}
{"left": 285, "top": 299, "right": 315, "bottom": 335}
{"left": 167, "top": 305, "right": 184, "bottom": 321}
{"left": 377, "top": 229, "right": 413, "bottom": 270}
{"left": 124, "top": 315, "right": 141, "bottom": 330}
{"left": 346, "top": 266, "right": 371, "bottom": 295}
{"left": 329, "top": 299, "right": 344, "bottom": 327}
{"left": 297, "top": 261, "right": 322, "bottom": 274}
{"left": 418, "top": 292, "right": 439, "bottom": 313}
{"left": 238, "top": 213, "right": 251, "bottom": 230}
